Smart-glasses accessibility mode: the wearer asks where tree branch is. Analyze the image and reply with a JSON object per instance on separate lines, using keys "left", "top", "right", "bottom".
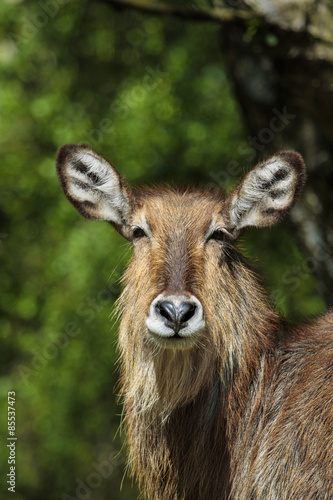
{"left": 103, "top": 0, "right": 254, "bottom": 24}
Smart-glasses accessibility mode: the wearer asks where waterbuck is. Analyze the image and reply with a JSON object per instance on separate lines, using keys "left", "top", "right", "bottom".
{"left": 56, "top": 144, "right": 333, "bottom": 500}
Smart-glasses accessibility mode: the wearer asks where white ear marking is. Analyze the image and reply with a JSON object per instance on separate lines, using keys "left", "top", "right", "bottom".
{"left": 56, "top": 145, "right": 131, "bottom": 227}
{"left": 227, "top": 152, "right": 305, "bottom": 232}
{"left": 67, "top": 151, "right": 129, "bottom": 223}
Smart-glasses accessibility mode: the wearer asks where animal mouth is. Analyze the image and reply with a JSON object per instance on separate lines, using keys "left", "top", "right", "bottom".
{"left": 172, "top": 332, "right": 182, "bottom": 339}
{"left": 147, "top": 329, "right": 200, "bottom": 350}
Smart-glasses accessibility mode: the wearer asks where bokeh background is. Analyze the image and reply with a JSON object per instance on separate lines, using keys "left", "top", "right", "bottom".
{"left": 0, "top": 1, "right": 328, "bottom": 499}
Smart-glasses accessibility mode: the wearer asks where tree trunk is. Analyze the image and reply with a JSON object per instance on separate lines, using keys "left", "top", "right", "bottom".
{"left": 216, "top": 0, "right": 333, "bottom": 305}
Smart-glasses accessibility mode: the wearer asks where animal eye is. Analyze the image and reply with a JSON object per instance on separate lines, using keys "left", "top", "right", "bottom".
{"left": 133, "top": 227, "right": 146, "bottom": 239}
{"left": 208, "top": 229, "right": 226, "bottom": 242}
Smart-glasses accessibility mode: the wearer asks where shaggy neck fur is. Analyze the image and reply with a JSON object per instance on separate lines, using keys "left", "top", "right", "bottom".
{"left": 117, "top": 254, "right": 280, "bottom": 500}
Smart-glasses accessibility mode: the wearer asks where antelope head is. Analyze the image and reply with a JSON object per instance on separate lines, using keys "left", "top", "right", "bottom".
{"left": 56, "top": 144, "right": 305, "bottom": 407}
{"left": 56, "top": 144, "right": 305, "bottom": 349}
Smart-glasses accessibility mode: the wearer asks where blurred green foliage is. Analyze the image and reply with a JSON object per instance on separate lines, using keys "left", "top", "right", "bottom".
{"left": 0, "top": 0, "right": 325, "bottom": 499}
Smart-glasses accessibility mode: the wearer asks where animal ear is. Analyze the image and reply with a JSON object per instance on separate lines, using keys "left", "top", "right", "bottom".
{"left": 56, "top": 144, "right": 132, "bottom": 236}
{"left": 225, "top": 151, "right": 306, "bottom": 237}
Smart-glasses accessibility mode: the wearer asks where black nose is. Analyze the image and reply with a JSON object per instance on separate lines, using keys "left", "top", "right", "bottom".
{"left": 156, "top": 300, "right": 197, "bottom": 334}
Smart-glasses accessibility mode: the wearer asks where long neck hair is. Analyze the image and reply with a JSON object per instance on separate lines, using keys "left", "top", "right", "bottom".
{"left": 116, "top": 245, "right": 280, "bottom": 499}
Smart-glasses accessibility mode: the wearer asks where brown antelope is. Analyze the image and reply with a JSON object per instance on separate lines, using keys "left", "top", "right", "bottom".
{"left": 56, "top": 144, "right": 333, "bottom": 500}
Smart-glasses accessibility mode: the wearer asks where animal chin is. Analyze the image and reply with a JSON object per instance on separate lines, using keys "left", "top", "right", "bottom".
{"left": 147, "top": 329, "right": 200, "bottom": 350}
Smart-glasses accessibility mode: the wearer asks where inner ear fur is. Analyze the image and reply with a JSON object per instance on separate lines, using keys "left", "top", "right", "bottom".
{"left": 56, "top": 143, "right": 132, "bottom": 238}
{"left": 225, "top": 151, "right": 306, "bottom": 236}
